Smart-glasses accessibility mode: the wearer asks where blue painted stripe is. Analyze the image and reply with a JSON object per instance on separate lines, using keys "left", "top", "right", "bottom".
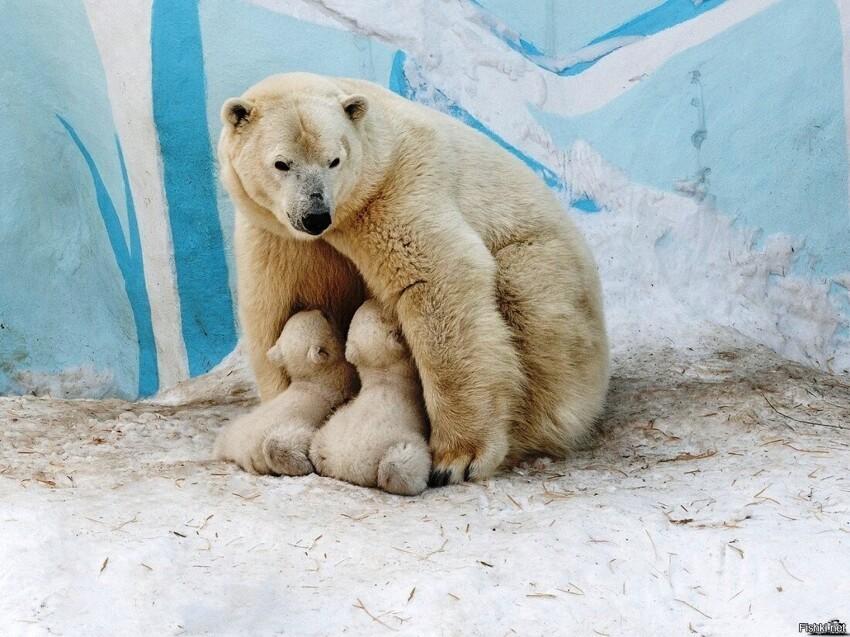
{"left": 590, "top": 0, "right": 727, "bottom": 45}
{"left": 388, "top": 49, "right": 409, "bottom": 97}
{"left": 390, "top": 51, "right": 562, "bottom": 189}
{"left": 389, "top": 51, "right": 600, "bottom": 211}
{"left": 471, "top": 0, "right": 727, "bottom": 76}
{"left": 116, "top": 138, "right": 159, "bottom": 396}
{"left": 151, "top": 0, "right": 236, "bottom": 377}
{"left": 57, "top": 116, "right": 159, "bottom": 396}
{"left": 57, "top": 116, "right": 131, "bottom": 275}
{"left": 572, "top": 197, "right": 601, "bottom": 213}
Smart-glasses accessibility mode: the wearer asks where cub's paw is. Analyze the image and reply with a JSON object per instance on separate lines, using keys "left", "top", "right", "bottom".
{"left": 428, "top": 429, "right": 509, "bottom": 487}
{"left": 377, "top": 441, "right": 431, "bottom": 496}
{"left": 307, "top": 427, "right": 331, "bottom": 476}
{"left": 262, "top": 422, "right": 315, "bottom": 476}
{"left": 214, "top": 418, "right": 273, "bottom": 475}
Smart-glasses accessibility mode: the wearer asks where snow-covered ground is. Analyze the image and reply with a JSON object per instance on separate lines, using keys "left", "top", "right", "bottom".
{"left": 2, "top": 329, "right": 848, "bottom": 636}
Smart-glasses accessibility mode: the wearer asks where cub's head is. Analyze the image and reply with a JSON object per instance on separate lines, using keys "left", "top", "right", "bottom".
{"left": 345, "top": 300, "right": 409, "bottom": 370}
{"left": 266, "top": 310, "right": 345, "bottom": 379}
{"left": 219, "top": 73, "right": 369, "bottom": 239}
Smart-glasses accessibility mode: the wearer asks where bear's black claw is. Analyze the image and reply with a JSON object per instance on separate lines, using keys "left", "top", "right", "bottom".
{"left": 428, "top": 468, "right": 451, "bottom": 488}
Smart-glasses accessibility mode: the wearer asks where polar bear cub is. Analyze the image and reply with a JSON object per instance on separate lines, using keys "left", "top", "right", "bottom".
{"left": 309, "top": 300, "right": 431, "bottom": 496}
{"left": 214, "top": 310, "right": 356, "bottom": 475}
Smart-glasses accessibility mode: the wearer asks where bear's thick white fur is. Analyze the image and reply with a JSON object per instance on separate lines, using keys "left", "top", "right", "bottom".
{"left": 213, "top": 310, "right": 356, "bottom": 475}
{"left": 217, "top": 72, "right": 609, "bottom": 485}
{"left": 309, "top": 300, "right": 430, "bottom": 496}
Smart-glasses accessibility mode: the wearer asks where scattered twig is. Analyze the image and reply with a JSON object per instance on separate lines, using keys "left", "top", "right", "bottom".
{"left": 506, "top": 494, "right": 523, "bottom": 510}
{"left": 760, "top": 392, "right": 845, "bottom": 430}
{"left": 392, "top": 539, "right": 448, "bottom": 561}
{"left": 99, "top": 557, "right": 109, "bottom": 574}
{"left": 556, "top": 583, "right": 585, "bottom": 596}
{"left": 185, "top": 514, "right": 214, "bottom": 531}
{"left": 674, "top": 598, "right": 712, "bottom": 619}
{"left": 540, "top": 483, "right": 575, "bottom": 503}
{"left": 658, "top": 451, "right": 716, "bottom": 463}
{"left": 341, "top": 512, "right": 374, "bottom": 521}
{"left": 112, "top": 515, "right": 138, "bottom": 532}
{"left": 782, "top": 443, "right": 829, "bottom": 454}
{"left": 641, "top": 421, "right": 681, "bottom": 441}
{"left": 754, "top": 485, "right": 771, "bottom": 499}
{"left": 353, "top": 599, "right": 397, "bottom": 632}
{"left": 644, "top": 529, "right": 658, "bottom": 560}
{"left": 232, "top": 491, "right": 260, "bottom": 500}
{"left": 780, "top": 560, "right": 804, "bottom": 583}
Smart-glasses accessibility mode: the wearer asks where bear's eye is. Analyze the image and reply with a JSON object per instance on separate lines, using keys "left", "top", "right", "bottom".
{"left": 328, "top": 157, "right": 340, "bottom": 169}
{"left": 274, "top": 160, "right": 290, "bottom": 172}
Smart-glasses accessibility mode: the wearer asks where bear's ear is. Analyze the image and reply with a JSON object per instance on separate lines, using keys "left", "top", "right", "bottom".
{"left": 341, "top": 94, "right": 368, "bottom": 121}
{"left": 221, "top": 97, "right": 255, "bottom": 128}
{"left": 308, "top": 345, "right": 329, "bottom": 365}
{"left": 266, "top": 344, "right": 285, "bottom": 367}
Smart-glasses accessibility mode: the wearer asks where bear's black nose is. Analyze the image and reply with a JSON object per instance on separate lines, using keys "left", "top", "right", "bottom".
{"left": 301, "top": 208, "right": 332, "bottom": 235}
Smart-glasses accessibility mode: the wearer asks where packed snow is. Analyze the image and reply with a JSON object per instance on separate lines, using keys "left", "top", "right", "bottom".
{"left": 2, "top": 328, "right": 848, "bottom": 636}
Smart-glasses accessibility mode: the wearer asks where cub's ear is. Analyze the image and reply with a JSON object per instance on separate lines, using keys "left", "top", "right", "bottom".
{"left": 221, "top": 97, "right": 255, "bottom": 128}
{"left": 308, "top": 345, "right": 329, "bottom": 365}
{"left": 341, "top": 94, "right": 368, "bottom": 121}
{"left": 266, "top": 344, "right": 285, "bottom": 367}
{"left": 344, "top": 341, "right": 361, "bottom": 368}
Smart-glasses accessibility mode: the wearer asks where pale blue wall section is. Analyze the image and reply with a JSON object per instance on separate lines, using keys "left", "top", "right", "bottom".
{"left": 199, "top": 0, "right": 398, "bottom": 300}
{"left": 0, "top": 1, "right": 139, "bottom": 397}
{"left": 533, "top": 0, "right": 850, "bottom": 278}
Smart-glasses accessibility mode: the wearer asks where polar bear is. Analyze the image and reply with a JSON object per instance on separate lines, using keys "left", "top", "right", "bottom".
{"left": 309, "top": 300, "right": 430, "bottom": 496}
{"left": 214, "top": 310, "right": 356, "bottom": 475}
{"left": 217, "top": 72, "right": 609, "bottom": 486}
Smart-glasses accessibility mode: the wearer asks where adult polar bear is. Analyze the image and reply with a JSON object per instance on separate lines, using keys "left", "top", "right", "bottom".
{"left": 216, "top": 72, "right": 609, "bottom": 485}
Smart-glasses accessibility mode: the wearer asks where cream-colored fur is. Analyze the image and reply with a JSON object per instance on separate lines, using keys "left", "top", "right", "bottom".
{"left": 218, "top": 72, "right": 609, "bottom": 485}
{"left": 213, "top": 310, "right": 356, "bottom": 475}
{"left": 309, "top": 300, "right": 430, "bottom": 496}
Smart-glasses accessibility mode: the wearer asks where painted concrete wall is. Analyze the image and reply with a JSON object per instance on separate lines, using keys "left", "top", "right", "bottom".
{"left": 1, "top": 0, "right": 848, "bottom": 398}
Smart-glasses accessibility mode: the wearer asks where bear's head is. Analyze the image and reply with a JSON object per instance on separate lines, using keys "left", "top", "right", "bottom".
{"left": 266, "top": 309, "right": 345, "bottom": 379}
{"left": 219, "top": 73, "right": 370, "bottom": 240}
{"left": 345, "top": 300, "right": 409, "bottom": 370}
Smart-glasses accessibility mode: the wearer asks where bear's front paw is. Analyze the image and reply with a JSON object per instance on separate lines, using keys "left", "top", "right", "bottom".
{"left": 262, "top": 422, "right": 315, "bottom": 476}
{"left": 428, "top": 428, "right": 508, "bottom": 487}
{"left": 377, "top": 441, "right": 431, "bottom": 496}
